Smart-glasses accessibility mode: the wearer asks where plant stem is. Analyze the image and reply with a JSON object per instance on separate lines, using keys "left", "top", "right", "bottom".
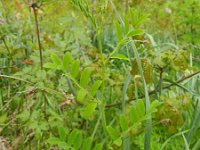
{"left": 190, "top": 1, "right": 195, "bottom": 45}
{"left": 134, "top": 78, "right": 139, "bottom": 100}
{"left": 125, "top": 0, "right": 129, "bottom": 14}
{"left": 0, "top": 75, "right": 33, "bottom": 84}
{"left": 106, "top": 70, "right": 200, "bottom": 108}
{"left": 0, "top": 66, "right": 16, "bottom": 69}
{"left": 32, "top": 4, "right": 43, "bottom": 70}
{"left": 2, "top": 37, "right": 11, "bottom": 55}
{"left": 158, "top": 68, "right": 163, "bottom": 97}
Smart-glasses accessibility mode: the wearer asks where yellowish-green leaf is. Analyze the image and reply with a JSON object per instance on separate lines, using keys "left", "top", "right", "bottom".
{"left": 44, "top": 63, "right": 57, "bottom": 69}
{"left": 51, "top": 53, "right": 61, "bottom": 65}
{"left": 136, "top": 99, "right": 145, "bottom": 118}
{"left": 90, "top": 80, "right": 102, "bottom": 97}
{"left": 82, "top": 137, "right": 92, "bottom": 150}
{"left": 80, "top": 68, "right": 92, "bottom": 88}
{"left": 127, "top": 29, "right": 144, "bottom": 38}
{"left": 77, "top": 89, "right": 87, "bottom": 103}
{"left": 106, "top": 125, "right": 119, "bottom": 140}
{"left": 114, "top": 138, "right": 122, "bottom": 147}
{"left": 119, "top": 115, "right": 129, "bottom": 131}
{"left": 63, "top": 52, "right": 74, "bottom": 72}
{"left": 80, "top": 102, "right": 97, "bottom": 119}
{"left": 71, "top": 60, "right": 80, "bottom": 78}
{"left": 130, "top": 106, "right": 138, "bottom": 124}
{"left": 110, "top": 54, "right": 129, "bottom": 61}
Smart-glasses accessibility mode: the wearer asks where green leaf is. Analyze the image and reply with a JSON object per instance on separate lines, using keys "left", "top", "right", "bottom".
{"left": 68, "top": 129, "right": 78, "bottom": 145}
{"left": 58, "top": 142, "right": 70, "bottom": 149}
{"left": 44, "top": 63, "right": 57, "bottom": 69}
{"left": 47, "top": 137, "right": 61, "bottom": 145}
{"left": 110, "top": 54, "right": 129, "bottom": 61}
{"left": 134, "top": 15, "right": 148, "bottom": 28}
{"left": 106, "top": 126, "right": 119, "bottom": 140}
{"left": 124, "top": 16, "right": 129, "bottom": 34}
{"left": 90, "top": 80, "right": 102, "bottom": 97}
{"left": 129, "top": 9, "right": 135, "bottom": 26}
{"left": 114, "top": 138, "right": 122, "bottom": 146}
{"left": 11, "top": 97, "right": 22, "bottom": 110}
{"left": 47, "top": 109, "right": 63, "bottom": 121}
{"left": 68, "top": 129, "right": 83, "bottom": 148}
{"left": 71, "top": 60, "right": 80, "bottom": 78}
{"left": 126, "top": 29, "right": 144, "bottom": 38}
{"left": 74, "top": 131, "right": 83, "bottom": 150}
{"left": 114, "top": 21, "right": 123, "bottom": 41}
{"left": 80, "top": 68, "right": 92, "bottom": 88}
{"left": 136, "top": 99, "right": 145, "bottom": 118}
{"left": 77, "top": 89, "right": 87, "bottom": 103}
{"left": 92, "top": 143, "right": 103, "bottom": 150}
{"left": 130, "top": 106, "right": 138, "bottom": 124}
{"left": 119, "top": 115, "right": 129, "bottom": 131}
{"left": 148, "top": 100, "right": 160, "bottom": 114}
{"left": 0, "top": 114, "right": 7, "bottom": 124}
{"left": 47, "top": 137, "right": 69, "bottom": 149}
{"left": 58, "top": 126, "right": 67, "bottom": 141}
{"left": 82, "top": 137, "right": 92, "bottom": 150}
{"left": 129, "top": 9, "right": 148, "bottom": 28}
{"left": 51, "top": 53, "right": 61, "bottom": 65}
{"left": 63, "top": 52, "right": 74, "bottom": 72}
{"left": 80, "top": 102, "right": 97, "bottom": 119}
{"left": 16, "top": 109, "right": 30, "bottom": 122}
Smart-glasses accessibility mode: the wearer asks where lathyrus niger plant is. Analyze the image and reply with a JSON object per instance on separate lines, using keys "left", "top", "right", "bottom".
{"left": 0, "top": 0, "right": 200, "bottom": 150}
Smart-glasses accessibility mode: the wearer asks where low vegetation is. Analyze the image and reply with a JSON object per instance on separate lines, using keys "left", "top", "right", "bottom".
{"left": 0, "top": 0, "right": 199, "bottom": 149}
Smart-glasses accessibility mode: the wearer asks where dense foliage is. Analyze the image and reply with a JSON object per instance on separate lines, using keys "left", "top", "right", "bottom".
{"left": 0, "top": 0, "right": 199, "bottom": 149}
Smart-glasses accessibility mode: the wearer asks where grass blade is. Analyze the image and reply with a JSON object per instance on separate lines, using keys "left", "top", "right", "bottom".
{"left": 161, "top": 130, "right": 189, "bottom": 150}
{"left": 121, "top": 73, "right": 131, "bottom": 150}
{"left": 131, "top": 41, "right": 152, "bottom": 150}
{"left": 182, "top": 133, "right": 190, "bottom": 150}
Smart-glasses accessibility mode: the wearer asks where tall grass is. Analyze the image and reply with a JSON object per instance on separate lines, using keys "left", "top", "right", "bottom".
{"left": 131, "top": 41, "right": 152, "bottom": 150}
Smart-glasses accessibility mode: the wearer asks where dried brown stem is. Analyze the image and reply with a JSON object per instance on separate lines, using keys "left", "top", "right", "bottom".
{"left": 31, "top": 3, "right": 43, "bottom": 70}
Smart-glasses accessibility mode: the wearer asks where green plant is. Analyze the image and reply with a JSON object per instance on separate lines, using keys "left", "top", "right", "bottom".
{"left": 0, "top": 0, "right": 199, "bottom": 149}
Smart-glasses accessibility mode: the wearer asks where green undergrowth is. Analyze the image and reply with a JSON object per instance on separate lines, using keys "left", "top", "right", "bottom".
{"left": 0, "top": 0, "right": 199, "bottom": 149}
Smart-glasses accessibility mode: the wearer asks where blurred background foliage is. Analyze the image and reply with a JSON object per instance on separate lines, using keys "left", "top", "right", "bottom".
{"left": 0, "top": 0, "right": 199, "bottom": 149}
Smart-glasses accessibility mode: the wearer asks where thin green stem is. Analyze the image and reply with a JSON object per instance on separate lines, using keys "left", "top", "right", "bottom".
{"left": 161, "top": 129, "right": 189, "bottom": 150}
{"left": 1, "top": 36, "right": 13, "bottom": 90}
{"left": 91, "top": 112, "right": 101, "bottom": 139}
{"left": 0, "top": 75, "right": 33, "bottom": 84}
{"left": 2, "top": 37, "right": 11, "bottom": 55}
{"left": 134, "top": 78, "right": 139, "bottom": 100}
{"left": 97, "top": 30, "right": 106, "bottom": 91}
{"left": 109, "top": 0, "right": 124, "bottom": 25}
{"left": 158, "top": 68, "right": 163, "bottom": 97}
